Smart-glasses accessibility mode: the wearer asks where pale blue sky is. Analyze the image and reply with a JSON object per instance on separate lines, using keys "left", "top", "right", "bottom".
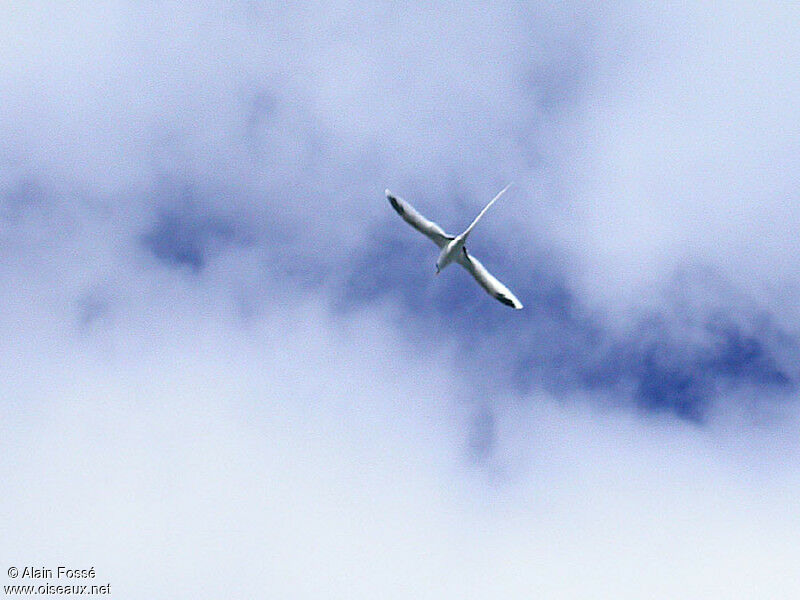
{"left": 2, "top": 2, "right": 800, "bottom": 597}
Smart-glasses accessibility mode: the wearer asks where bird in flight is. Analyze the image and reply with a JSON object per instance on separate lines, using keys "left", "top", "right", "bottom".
{"left": 385, "top": 185, "right": 523, "bottom": 309}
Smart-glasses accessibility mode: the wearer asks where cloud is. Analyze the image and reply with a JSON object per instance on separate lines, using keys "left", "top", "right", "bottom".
{"left": 3, "top": 3, "right": 800, "bottom": 593}
{"left": 3, "top": 2, "right": 799, "bottom": 423}
{"left": 3, "top": 283, "right": 800, "bottom": 597}
{"left": 552, "top": 3, "right": 800, "bottom": 309}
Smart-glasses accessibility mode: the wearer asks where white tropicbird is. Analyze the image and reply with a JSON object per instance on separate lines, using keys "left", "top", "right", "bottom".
{"left": 385, "top": 184, "right": 523, "bottom": 309}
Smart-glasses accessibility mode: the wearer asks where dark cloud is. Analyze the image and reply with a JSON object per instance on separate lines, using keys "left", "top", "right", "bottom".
{"left": 139, "top": 181, "right": 253, "bottom": 271}
{"left": 1, "top": 175, "right": 45, "bottom": 222}
{"left": 125, "top": 172, "right": 798, "bottom": 421}
{"left": 467, "top": 404, "right": 496, "bottom": 461}
{"left": 141, "top": 211, "right": 241, "bottom": 271}
{"left": 332, "top": 214, "right": 797, "bottom": 421}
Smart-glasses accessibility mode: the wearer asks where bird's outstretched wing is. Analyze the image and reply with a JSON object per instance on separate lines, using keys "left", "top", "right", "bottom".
{"left": 457, "top": 249, "right": 523, "bottom": 309}
{"left": 385, "top": 189, "right": 453, "bottom": 248}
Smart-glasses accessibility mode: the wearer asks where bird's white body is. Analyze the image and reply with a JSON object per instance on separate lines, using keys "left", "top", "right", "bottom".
{"left": 386, "top": 184, "right": 523, "bottom": 309}
{"left": 436, "top": 235, "right": 466, "bottom": 273}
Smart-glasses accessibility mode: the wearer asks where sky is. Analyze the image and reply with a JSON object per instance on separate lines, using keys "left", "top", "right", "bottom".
{"left": 2, "top": 2, "right": 800, "bottom": 597}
